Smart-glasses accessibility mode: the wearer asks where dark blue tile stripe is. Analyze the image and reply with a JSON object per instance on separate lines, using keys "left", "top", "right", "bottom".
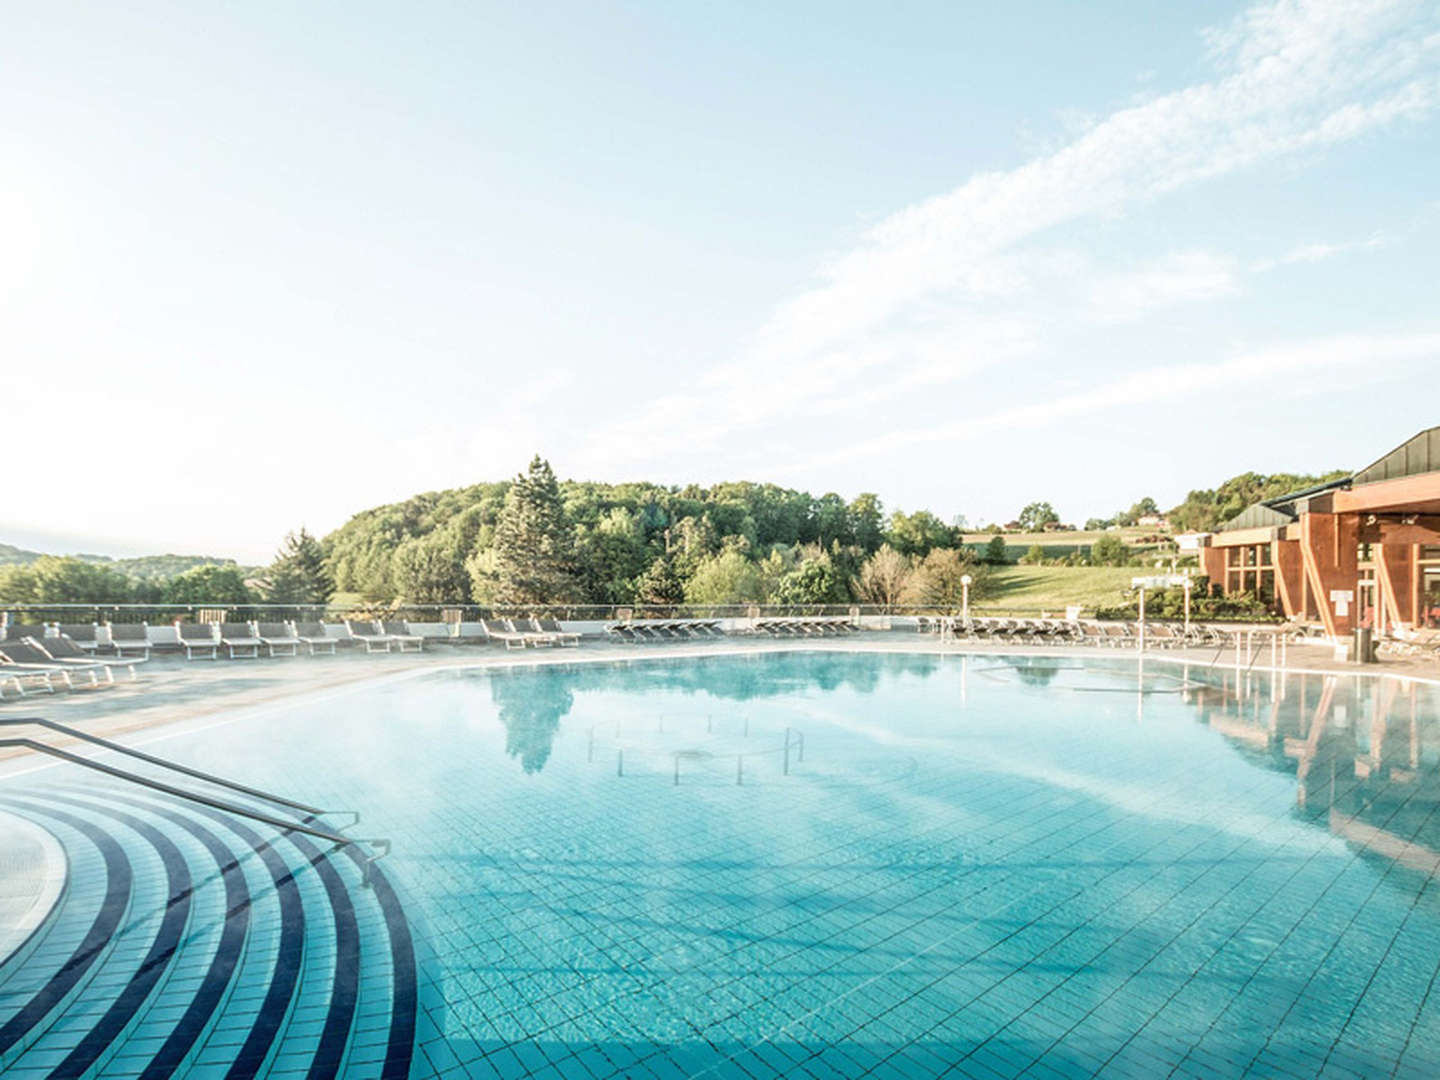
{"left": 342, "top": 853, "right": 417, "bottom": 1080}
{"left": 0, "top": 800, "right": 132, "bottom": 1057}
{"left": 282, "top": 829, "right": 361, "bottom": 1080}
{"left": 194, "top": 811, "right": 307, "bottom": 1079}
{"left": 42, "top": 799, "right": 193, "bottom": 1080}
{"left": 134, "top": 806, "right": 252, "bottom": 1080}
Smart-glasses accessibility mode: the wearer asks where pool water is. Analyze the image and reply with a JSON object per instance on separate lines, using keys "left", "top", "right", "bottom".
{"left": 4, "top": 651, "right": 1440, "bottom": 1078}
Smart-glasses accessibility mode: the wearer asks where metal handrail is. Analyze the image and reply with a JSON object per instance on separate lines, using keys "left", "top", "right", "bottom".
{"left": 0, "top": 600, "right": 1293, "bottom": 623}
{"left": 2, "top": 716, "right": 325, "bottom": 816}
{"left": 0, "top": 717, "right": 390, "bottom": 881}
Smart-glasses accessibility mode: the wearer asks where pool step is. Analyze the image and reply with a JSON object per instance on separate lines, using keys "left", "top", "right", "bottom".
{"left": 0, "top": 785, "right": 416, "bottom": 1079}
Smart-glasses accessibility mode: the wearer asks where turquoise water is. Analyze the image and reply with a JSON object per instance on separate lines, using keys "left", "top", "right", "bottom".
{"left": 5, "top": 651, "right": 1440, "bottom": 1078}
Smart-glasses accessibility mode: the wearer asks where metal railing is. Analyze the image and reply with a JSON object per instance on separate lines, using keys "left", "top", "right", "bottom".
{"left": 0, "top": 716, "right": 390, "bottom": 882}
{"left": 0, "top": 600, "right": 1288, "bottom": 625}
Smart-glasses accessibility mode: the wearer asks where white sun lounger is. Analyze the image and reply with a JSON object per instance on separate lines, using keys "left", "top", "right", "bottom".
{"left": 346, "top": 620, "right": 395, "bottom": 653}
{"left": 106, "top": 622, "right": 153, "bottom": 659}
{"left": 31, "top": 635, "right": 142, "bottom": 681}
{"left": 219, "top": 622, "right": 264, "bottom": 659}
{"left": 255, "top": 622, "right": 302, "bottom": 656}
{"left": 381, "top": 621, "right": 425, "bottom": 652}
{"left": 294, "top": 622, "right": 339, "bottom": 655}
{"left": 176, "top": 622, "right": 220, "bottom": 660}
{"left": 479, "top": 619, "right": 529, "bottom": 650}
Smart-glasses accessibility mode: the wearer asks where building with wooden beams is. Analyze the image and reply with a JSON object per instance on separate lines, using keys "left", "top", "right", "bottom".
{"left": 1193, "top": 427, "right": 1440, "bottom": 639}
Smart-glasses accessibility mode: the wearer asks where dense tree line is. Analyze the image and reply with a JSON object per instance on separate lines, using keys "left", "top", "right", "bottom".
{"left": 1166, "top": 470, "right": 1348, "bottom": 532}
{"left": 3, "top": 459, "right": 1350, "bottom": 608}
{"left": 0, "top": 530, "right": 328, "bottom": 607}
{"left": 323, "top": 456, "right": 992, "bottom": 607}
{"left": 0, "top": 556, "right": 255, "bottom": 604}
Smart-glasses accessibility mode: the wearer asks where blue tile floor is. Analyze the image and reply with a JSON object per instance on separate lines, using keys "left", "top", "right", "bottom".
{"left": 1, "top": 651, "right": 1438, "bottom": 1078}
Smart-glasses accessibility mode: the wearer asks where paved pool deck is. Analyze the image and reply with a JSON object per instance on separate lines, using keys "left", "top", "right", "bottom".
{"left": 0, "top": 808, "right": 67, "bottom": 966}
{"left": 3, "top": 632, "right": 1437, "bottom": 776}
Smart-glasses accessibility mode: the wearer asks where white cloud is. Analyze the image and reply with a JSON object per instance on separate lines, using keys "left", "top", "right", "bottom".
{"left": 1251, "top": 233, "right": 1386, "bottom": 271}
{"left": 1086, "top": 252, "right": 1239, "bottom": 323}
{"left": 582, "top": 0, "right": 1440, "bottom": 468}
{"left": 755, "top": 0, "right": 1436, "bottom": 367}
{"left": 777, "top": 331, "right": 1440, "bottom": 473}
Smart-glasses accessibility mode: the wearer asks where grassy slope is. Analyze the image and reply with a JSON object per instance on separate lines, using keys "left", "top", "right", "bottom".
{"left": 982, "top": 565, "right": 1140, "bottom": 612}
{"left": 960, "top": 527, "right": 1166, "bottom": 547}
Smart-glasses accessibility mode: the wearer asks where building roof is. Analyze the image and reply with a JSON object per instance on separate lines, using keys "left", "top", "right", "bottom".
{"left": 1215, "top": 476, "right": 1353, "bottom": 535}
{"left": 1220, "top": 502, "right": 1297, "bottom": 531}
{"left": 1352, "top": 426, "right": 1440, "bottom": 487}
{"left": 1208, "top": 427, "right": 1440, "bottom": 536}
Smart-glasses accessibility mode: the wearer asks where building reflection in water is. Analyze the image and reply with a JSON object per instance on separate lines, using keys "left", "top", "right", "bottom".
{"left": 1183, "top": 667, "right": 1440, "bottom": 875}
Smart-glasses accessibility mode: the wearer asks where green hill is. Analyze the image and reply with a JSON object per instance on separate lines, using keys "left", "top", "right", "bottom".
{"left": 0, "top": 542, "right": 250, "bottom": 580}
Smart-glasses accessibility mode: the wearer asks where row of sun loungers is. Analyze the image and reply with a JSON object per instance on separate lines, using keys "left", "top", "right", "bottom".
{"left": 1378, "top": 627, "right": 1440, "bottom": 660}
{"left": 0, "top": 617, "right": 588, "bottom": 662}
{"left": 752, "top": 616, "right": 859, "bottom": 636}
{"left": 917, "top": 616, "right": 1246, "bottom": 648}
{"left": 605, "top": 619, "right": 726, "bottom": 644}
{"left": 603, "top": 616, "right": 859, "bottom": 644}
{"left": 0, "top": 635, "right": 144, "bottom": 698}
{"left": 478, "top": 618, "right": 581, "bottom": 650}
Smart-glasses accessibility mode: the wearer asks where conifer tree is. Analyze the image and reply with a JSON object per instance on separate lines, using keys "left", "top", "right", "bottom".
{"left": 265, "top": 528, "right": 333, "bottom": 603}
{"left": 485, "top": 456, "right": 580, "bottom": 604}
{"left": 634, "top": 553, "right": 685, "bottom": 605}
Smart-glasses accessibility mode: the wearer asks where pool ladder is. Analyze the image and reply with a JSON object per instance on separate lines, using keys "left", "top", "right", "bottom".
{"left": 0, "top": 716, "right": 391, "bottom": 884}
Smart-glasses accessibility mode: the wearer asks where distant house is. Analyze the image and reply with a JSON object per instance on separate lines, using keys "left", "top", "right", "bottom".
{"left": 1136, "top": 514, "right": 1169, "bottom": 528}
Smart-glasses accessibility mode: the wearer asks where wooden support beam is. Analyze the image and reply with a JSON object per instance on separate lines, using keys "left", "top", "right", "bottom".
{"left": 1273, "top": 539, "right": 1304, "bottom": 619}
{"left": 1299, "top": 512, "right": 1358, "bottom": 638}
{"left": 1376, "top": 543, "right": 1416, "bottom": 630}
{"left": 1335, "top": 474, "right": 1440, "bottom": 514}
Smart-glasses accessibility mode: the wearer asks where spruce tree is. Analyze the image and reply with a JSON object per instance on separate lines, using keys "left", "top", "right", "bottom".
{"left": 265, "top": 528, "right": 334, "bottom": 603}
{"left": 487, "top": 456, "right": 579, "bottom": 604}
{"left": 634, "top": 554, "right": 685, "bottom": 605}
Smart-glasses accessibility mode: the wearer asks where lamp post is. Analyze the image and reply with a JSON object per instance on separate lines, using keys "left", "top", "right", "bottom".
{"left": 1138, "top": 585, "right": 1147, "bottom": 653}
{"left": 961, "top": 574, "right": 972, "bottom": 629}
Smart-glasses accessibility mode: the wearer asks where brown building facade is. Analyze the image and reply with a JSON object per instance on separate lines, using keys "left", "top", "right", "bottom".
{"left": 1196, "top": 428, "right": 1440, "bottom": 639}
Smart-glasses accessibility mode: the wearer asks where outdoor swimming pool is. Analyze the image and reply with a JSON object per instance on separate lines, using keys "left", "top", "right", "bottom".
{"left": 3, "top": 650, "right": 1440, "bottom": 1078}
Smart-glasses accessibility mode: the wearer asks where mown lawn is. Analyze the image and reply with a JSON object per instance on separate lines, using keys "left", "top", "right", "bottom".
{"left": 982, "top": 565, "right": 1140, "bottom": 613}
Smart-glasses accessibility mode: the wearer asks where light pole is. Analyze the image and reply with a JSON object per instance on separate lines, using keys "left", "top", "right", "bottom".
{"left": 1138, "top": 585, "right": 1147, "bottom": 653}
{"left": 961, "top": 574, "right": 972, "bottom": 629}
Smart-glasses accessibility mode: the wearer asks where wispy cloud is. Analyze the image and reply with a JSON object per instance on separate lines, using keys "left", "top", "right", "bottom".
{"left": 1251, "top": 233, "right": 1386, "bottom": 272}
{"left": 1086, "top": 252, "right": 1239, "bottom": 323}
{"left": 580, "top": 0, "right": 1440, "bottom": 470}
{"left": 749, "top": 0, "right": 1436, "bottom": 371}
{"left": 777, "top": 331, "right": 1440, "bottom": 473}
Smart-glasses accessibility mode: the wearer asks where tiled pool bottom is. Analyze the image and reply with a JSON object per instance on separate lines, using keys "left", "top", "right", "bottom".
{"left": 6, "top": 651, "right": 1440, "bottom": 1078}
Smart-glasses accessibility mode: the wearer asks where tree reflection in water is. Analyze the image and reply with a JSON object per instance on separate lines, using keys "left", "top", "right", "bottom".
{"left": 490, "top": 670, "right": 575, "bottom": 774}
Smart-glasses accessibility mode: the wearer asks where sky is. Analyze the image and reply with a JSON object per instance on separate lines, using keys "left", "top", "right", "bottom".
{"left": 2, "top": 0, "right": 1438, "bottom": 563}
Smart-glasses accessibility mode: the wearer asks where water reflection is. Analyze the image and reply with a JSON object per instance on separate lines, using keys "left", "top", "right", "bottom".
{"left": 481, "top": 653, "right": 942, "bottom": 774}
{"left": 1184, "top": 668, "right": 1440, "bottom": 874}
{"left": 484, "top": 652, "right": 1440, "bottom": 883}
{"left": 490, "top": 670, "right": 574, "bottom": 774}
